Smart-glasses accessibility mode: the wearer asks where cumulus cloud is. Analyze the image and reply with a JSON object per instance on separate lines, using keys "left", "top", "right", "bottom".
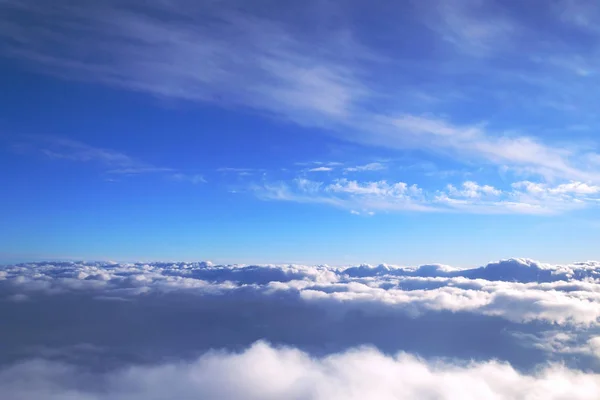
{"left": 446, "top": 181, "right": 501, "bottom": 199}
{"left": 4, "top": 258, "right": 600, "bottom": 328}
{"left": 513, "top": 181, "right": 600, "bottom": 197}
{"left": 253, "top": 176, "right": 600, "bottom": 214}
{"left": 1, "top": 341, "right": 600, "bottom": 400}
{"left": 2, "top": 258, "right": 600, "bottom": 397}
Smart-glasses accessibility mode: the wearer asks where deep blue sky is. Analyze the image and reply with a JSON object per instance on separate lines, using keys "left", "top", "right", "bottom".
{"left": 1, "top": 0, "right": 600, "bottom": 266}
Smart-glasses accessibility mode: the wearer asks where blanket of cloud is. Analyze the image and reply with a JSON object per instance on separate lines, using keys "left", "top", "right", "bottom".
{"left": 2, "top": 258, "right": 600, "bottom": 398}
{"left": 1, "top": 342, "right": 600, "bottom": 400}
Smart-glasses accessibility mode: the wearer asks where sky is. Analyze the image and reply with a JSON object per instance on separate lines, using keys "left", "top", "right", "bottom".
{"left": 5, "top": 2, "right": 600, "bottom": 397}
{"left": 2, "top": 0, "right": 600, "bottom": 266}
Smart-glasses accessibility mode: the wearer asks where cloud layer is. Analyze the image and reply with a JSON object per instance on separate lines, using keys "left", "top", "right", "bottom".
{"left": 2, "top": 259, "right": 600, "bottom": 362}
{"left": 1, "top": 341, "right": 600, "bottom": 400}
{"left": 2, "top": 258, "right": 600, "bottom": 397}
{"left": 4, "top": 259, "right": 600, "bottom": 326}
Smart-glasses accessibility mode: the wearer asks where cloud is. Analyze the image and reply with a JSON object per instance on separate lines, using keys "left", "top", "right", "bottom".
{"left": 30, "top": 137, "right": 142, "bottom": 169}
{"left": 252, "top": 176, "right": 600, "bottom": 214}
{"left": 254, "top": 178, "right": 435, "bottom": 212}
{"left": 513, "top": 181, "right": 600, "bottom": 196}
{"left": 552, "top": 0, "right": 600, "bottom": 31}
{"left": 13, "top": 136, "right": 207, "bottom": 184}
{"left": 1, "top": 341, "right": 600, "bottom": 400}
{"left": 5, "top": 258, "right": 600, "bottom": 328}
{"left": 308, "top": 167, "right": 333, "bottom": 172}
{"left": 0, "top": 0, "right": 368, "bottom": 127}
{"left": 446, "top": 181, "right": 501, "bottom": 199}
{"left": 3, "top": 1, "right": 600, "bottom": 183}
{"left": 327, "top": 179, "right": 420, "bottom": 197}
{"left": 4, "top": 258, "right": 600, "bottom": 389}
{"left": 419, "top": 0, "right": 516, "bottom": 56}
{"left": 379, "top": 115, "right": 598, "bottom": 182}
{"left": 170, "top": 173, "right": 207, "bottom": 184}
{"left": 344, "top": 162, "right": 387, "bottom": 172}
{"left": 305, "top": 162, "right": 386, "bottom": 173}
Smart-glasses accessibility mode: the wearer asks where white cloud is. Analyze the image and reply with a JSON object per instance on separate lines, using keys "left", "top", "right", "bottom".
{"left": 4, "top": 258, "right": 600, "bottom": 388}
{"left": 344, "top": 162, "right": 387, "bottom": 172}
{"left": 171, "top": 173, "right": 207, "bottom": 184}
{"left": 295, "top": 178, "right": 324, "bottom": 194}
{"left": 447, "top": 181, "right": 501, "bottom": 199}
{"left": 308, "top": 167, "right": 333, "bottom": 172}
{"left": 254, "top": 178, "right": 434, "bottom": 212}
{"left": 1, "top": 341, "right": 599, "bottom": 400}
{"left": 554, "top": 0, "right": 600, "bottom": 31}
{"left": 3, "top": 1, "right": 600, "bottom": 183}
{"left": 513, "top": 181, "right": 600, "bottom": 196}
{"left": 0, "top": 0, "right": 368, "bottom": 127}
{"left": 253, "top": 176, "right": 600, "bottom": 215}
{"left": 383, "top": 115, "right": 596, "bottom": 182}
{"left": 421, "top": 0, "right": 517, "bottom": 56}
{"left": 299, "top": 279, "right": 600, "bottom": 326}
{"left": 589, "top": 337, "right": 600, "bottom": 358}
{"left": 33, "top": 137, "right": 141, "bottom": 169}
{"left": 15, "top": 136, "right": 205, "bottom": 184}
{"left": 5, "top": 258, "right": 600, "bottom": 327}
{"left": 326, "top": 179, "right": 419, "bottom": 197}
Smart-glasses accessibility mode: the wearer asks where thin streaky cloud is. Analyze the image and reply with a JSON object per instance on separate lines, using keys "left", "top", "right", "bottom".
{"left": 374, "top": 115, "right": 600, "bottom": 182}
{"left": 419, "top": 0, "right": 517, "bottom": 56}
{"left": 171, "top": 173, "right": 207, "bottom": 184}
{"left": 13, "top": 136, "right": 206, "bottom": 183}
{"left": 344, "top": 162, "right": 387, "bottom": 172}
{"left": 3, "top": 1, "right": 600, "bottom": 184}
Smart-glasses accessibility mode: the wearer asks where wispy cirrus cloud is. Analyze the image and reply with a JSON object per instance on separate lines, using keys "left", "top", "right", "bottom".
{"left": 372, "top": 115, "right": 600, "bottom": 183}
{"left": 307, "top": 162, "right": 386, "bottom": 173}
{"left": 417, "top": 0, "right": 517, "bottom": 56}
{"left": 344, "top": 162, "right": 387, "bottom": 172}
{"left": 0, "top": 0, "right": 369, "bottom": 126}
{"left": 308, "top": 166, "right": 334, "bottom": 172}
{"left": 3, "top": 0, "right": 600, "bottom": 186}
{"left": 13, "top": 136, "right": 206, "bottom": 183}
{"left": 170, "top": 173, "right": 207, "bottom": 184}
{"left": 31, "top": 137, "right": 140, "bottom": 168}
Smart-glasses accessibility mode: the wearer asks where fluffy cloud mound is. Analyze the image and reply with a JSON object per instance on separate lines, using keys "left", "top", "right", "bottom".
{"left": 1, "top": 341, "right": 599, "bottom": 400}
{"left": 2, "top": 258, "right": 600, "bottom": 397}
{"left": 3, "top": 258, "right": 600, "bottom": 326}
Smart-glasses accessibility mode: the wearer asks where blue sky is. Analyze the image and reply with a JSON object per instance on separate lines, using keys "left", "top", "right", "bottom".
{"left": 1, "top": 0, "right": 600, "bottom": 266}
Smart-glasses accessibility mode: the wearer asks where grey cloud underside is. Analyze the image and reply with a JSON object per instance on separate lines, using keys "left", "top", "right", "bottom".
{"left": 2, "top": 258, "right": 600, "bottom": 376}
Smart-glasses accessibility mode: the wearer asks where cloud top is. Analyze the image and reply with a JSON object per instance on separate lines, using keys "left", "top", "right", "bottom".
{"left": 1, "top": 341, "right": 600, "bottom": 400}
{"left": 4, "top": 258, "right": 600, "bottom": 326}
